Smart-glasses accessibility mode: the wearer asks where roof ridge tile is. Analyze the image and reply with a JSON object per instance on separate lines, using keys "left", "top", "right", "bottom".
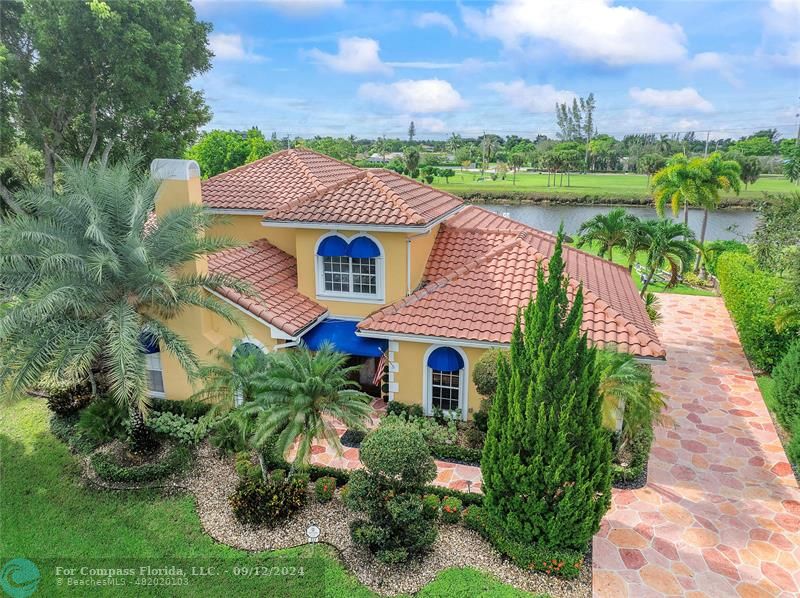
{"left": 363, "top": 170, "right": 426, "bottom": 225}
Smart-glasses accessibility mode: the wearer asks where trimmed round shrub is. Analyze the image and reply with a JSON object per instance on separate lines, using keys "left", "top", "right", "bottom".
{"left": 441, "top": 496, "right": 462, "bottom": 524}
{"left": 347, "top": 420, "right": 438, "bottom": 562}
{"left": 209, "top": 416, "right": 246, "bottom": 455}
{"left": 359, "top": 419, "right": 437, "bottom": 488}
{"left": 773, "top": 339, "right": 800, "bottom": 429}
{"left": 472, "top": 349, "right": 508, "bottom": 398}
{"left": 422, "top": 493, "right": 441, "bottom": 520}
{"left": 315, "top": 476, "right": 337, "bottom": 502}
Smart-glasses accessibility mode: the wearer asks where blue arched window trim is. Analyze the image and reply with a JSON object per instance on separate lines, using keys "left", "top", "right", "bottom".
{"left": 347, "top": 236, "right": 381, "bottom": 258}
{"left": 427, "top": 347, "right": 464, "bottom": 372}
{"left": 316, "top": 235, "right": 349, "bottom": 257}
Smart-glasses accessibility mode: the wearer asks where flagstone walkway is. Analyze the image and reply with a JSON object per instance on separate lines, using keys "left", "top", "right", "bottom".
{"left": 593, "top": 295, "right": 800, "bottom": 597}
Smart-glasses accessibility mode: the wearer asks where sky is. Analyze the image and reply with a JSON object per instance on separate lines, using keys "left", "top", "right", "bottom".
{"left": 191, "top": 0, "right": 800, "bottom": 140}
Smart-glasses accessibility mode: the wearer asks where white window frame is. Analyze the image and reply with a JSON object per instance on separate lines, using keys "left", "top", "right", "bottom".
{"left": 422, "top": 344, "right": 468, "bottom": 421}
{"left": 232, "top": 338, "right": 268, "bottom": 407}
{"left": 145, "top": 351, "right": 165, "bottom": 399}
{"left": 315, "top": 233, "right": 385, "bottom": 303}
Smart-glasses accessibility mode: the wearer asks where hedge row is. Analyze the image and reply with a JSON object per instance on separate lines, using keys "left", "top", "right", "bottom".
{"left": 91, "top": 444, "right": 192, "bottom": 483}
{"left": 430, "top": 443, "right": 482, "bottom": 467}
{"left": 717, "top": 252, "right": 797, "bottom": 372}
{"left": 459, "top": 190, "right": 756, "bottom": 208}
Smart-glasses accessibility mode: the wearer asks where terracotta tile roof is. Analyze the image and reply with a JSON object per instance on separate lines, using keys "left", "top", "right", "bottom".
{"left": 262, "top": 169, "right": 463, "bottom": 227}
{"left": 359, "top": 206, "right": 665, "bottom": 359}
{"left": 208, "top": 239, "right": 326, "bottom": 337}
{"left": 201, "top": 149, "right": 361, "bottom": 211}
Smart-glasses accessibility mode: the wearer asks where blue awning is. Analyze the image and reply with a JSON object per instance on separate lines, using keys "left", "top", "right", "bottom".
{"left": 302, "top": 319, "right": 387, "bottom": 358}
{"left": 317, "top": 235, "right": 349, "bottom": 257}
{"left": 347, "top": 236, "right": 381, "bottom": 258}
{"left": 427, "top": 347, "right": 464, "bottom": 372}
{"left": 139, "top": 332, "right": 159, "bottom": 354}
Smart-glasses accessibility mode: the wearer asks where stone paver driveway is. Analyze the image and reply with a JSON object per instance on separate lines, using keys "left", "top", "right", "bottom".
{"left": 593, "top": 295, "right": 800, "bottom": 597}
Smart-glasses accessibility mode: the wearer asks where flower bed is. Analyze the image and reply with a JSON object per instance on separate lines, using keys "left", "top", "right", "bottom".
{"left": 90, "top": 442, "right": 193, "bottom": 483}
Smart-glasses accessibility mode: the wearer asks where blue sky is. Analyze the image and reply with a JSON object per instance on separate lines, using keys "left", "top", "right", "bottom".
{"left": 192, "top": 0, "right": 800, "bottom": 140}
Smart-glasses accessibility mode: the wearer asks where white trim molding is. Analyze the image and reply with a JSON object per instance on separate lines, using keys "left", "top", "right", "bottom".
{"left": 207, "top": 208, "right": 268, "bottom": 216}
{"left": 234, "top": 336, "right": 269, "bottom": 354}
{"left": 421, "top": 344, "right": 469, "bottom": 422}
{"left": 261, "top": 205, "right": 463, "bottom": 234}
{"left": 314, "top": 232, "right": 385, "bottom": 303}
{"left": 356, "top": 330, "right": 507, "bottom": 350}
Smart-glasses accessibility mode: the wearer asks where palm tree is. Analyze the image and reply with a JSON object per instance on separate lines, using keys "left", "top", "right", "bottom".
{"left": 191, "top": 340, "right": 270, "bottom": 411}
{"left": 576, "top": 208, "right": 637, "bottom": 262}
{"left": 403, "top": 146, "right": 420, "bottom": 176}
{"left": 651, "top": 153, "right": 703, "bottom": 228}
{"left": 240, "top": 343, "right": 373, "bottom": 475}
{"left": 0, "top": 160, "right": 245, "bottom": 451}
{"left": 623, "top": 217, "right": 651, "bottom": 272}
{"left": 691, "top": 152, "right": 742, "bottom": 270}
{"left": 596, "top": 349, "right": 666, "bottom": 452}
{"left": 640, "top": 219, "right": 695, "bottom": 297}
{"left": 446, "top": 133, "right": 461, "bottom": 155}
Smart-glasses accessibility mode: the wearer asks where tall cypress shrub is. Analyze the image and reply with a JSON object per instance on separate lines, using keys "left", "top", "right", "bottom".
{"left": 481, "top": 232, "right": 612, "bottom": 552}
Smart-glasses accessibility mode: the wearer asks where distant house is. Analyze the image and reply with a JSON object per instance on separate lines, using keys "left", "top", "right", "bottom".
{"left": 148, "top": 150, "right": 664, "bottom": 419}
{"left": 366, "top": 152, "right": 402, "bottom": 164}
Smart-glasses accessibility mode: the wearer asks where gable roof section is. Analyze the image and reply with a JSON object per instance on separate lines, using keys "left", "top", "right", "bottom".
{"left": 359, "top": 206, "right": 664, "bottom": 358}
{"left": 208, "top": 239, "right": 326, "bottom": 337}
{"left": 261, "top": 169, "right": 463, "bottom": 227}
{"left": 201, "top": 149, "right": 361, "bottom": 211}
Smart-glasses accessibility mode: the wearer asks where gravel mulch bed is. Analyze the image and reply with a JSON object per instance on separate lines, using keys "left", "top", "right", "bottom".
{"left": 184, "top": 443, "right": 591, "bottom": 597}
{"left": 612, "top": 467, "right": 648, "bottom": 490}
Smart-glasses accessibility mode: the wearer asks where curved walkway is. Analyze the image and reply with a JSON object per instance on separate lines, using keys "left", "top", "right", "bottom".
{"left": 593, "top": 295, "right": 800, "bottom": 597}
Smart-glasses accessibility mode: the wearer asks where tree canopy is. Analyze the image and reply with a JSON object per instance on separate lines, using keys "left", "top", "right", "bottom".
{"left": 186, "top": 128, "right": 275, "bottom": 178}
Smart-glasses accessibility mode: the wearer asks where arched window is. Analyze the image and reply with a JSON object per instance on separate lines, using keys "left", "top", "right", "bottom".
{"left": 315, "top": 234, "right": 384, "bottom": 300}
{"left": 424, "top": 346, "right": 467, "bottom": 420}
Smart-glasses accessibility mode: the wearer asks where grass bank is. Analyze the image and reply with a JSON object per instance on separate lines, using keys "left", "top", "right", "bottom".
{"left": 0, "top": 395, "right": 533, "bottom": 597}
{"left": 431, "top": 172, "right": 793, "bottom": 205}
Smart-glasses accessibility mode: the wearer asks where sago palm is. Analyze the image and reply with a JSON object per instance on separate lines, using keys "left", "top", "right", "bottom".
{"left": 191, "top": 340, "right": 270, "bottom": 412}
{"left": 640, "top": 219, "right": 695, "bottom": 296}
{"left": 0, "top": 160, "right": 244, "bottom": 450}
{"left": 576, "top": 207, "right": 637, "bottom": 262}
{"left": 240, "top": 342, "right": 373, "bottom": 471}
{"left": 596, "top": 349, "right": 666, "bottom": 452}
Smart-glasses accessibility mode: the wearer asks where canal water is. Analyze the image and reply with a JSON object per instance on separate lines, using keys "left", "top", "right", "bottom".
{"left": 482, "top": 204, "right": 757, "bottom": 242}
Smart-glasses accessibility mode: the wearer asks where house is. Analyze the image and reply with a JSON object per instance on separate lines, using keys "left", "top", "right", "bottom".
{"left": 149, "top": 150, "right": 664, "bottom": 419}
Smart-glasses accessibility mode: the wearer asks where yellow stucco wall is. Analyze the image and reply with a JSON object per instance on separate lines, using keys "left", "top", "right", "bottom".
{"left": 388, "top": 340, "right": 488, "bottom": 419}
{"left": 209, "top": 215, "right": 296, "bottom": 255}
{"left": 408, "top": 224, "right": 439, "bottom": 289}
{"left": 160, "top": 302, "right": 278, "bottom": 401}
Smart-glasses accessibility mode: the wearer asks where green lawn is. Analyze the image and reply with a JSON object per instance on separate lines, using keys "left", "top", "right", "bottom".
{"left": 756, "top": 375, "right": 776, "bottom": 413}
{"left": 570, "top": 240, "right": 716, "bottom": 297}
{"left": 0, "top": 395, "right": 533, "bottom": 597}
{"left": 433, "top": 171, "right": 795, "bottom": 201}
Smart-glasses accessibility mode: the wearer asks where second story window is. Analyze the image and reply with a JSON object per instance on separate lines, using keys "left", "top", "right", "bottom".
{"left": 316, "top": 234, "right": 383, "bottom": 301}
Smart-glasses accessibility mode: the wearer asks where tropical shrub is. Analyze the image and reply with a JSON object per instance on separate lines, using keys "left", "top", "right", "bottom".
{"left": 314, "top": 476, "right": 337, "bottom": 502}
{"left": 340, "top": 429, "right": 366, "bottom": 448}
{"left": 150, "top": 398, "right": 211, "bottom": 420}
{"left": 91, "top": 444, "right": 192, "bottom": 483}
{"left": 441, "top": 496, "right": 463, "bottom": 524}
{"left": 463, "top": 425, "right": 485, "bottom": 449}
{"left": 773, "top": 339, "right": 800, "bottom": 429}
{"left": 386, "top": 401, "right": 410, "bottom": 417}
{"left": 45, "top": 382, "right": 94, "bottom": 415}
{"left": 786, "top": 420, "right": 800, "bottom": 466}
{"left": 611, "top": 426, "right": 654, "bottom": 485}
{"left": 422, "top": 494, "right": 441, "bottom": 520}
{"left": 482, "top": 231, "right": 611, "bottom": 553}
{"left": 472, "top": 399, "right": 491, "bottom": 432}
{"left": 50, "top": 413, "right": 97, "bottom": 454}
{"left": 429, "top": 444, "right": 482, "bottom": 466}
{"left": 76, "top": 396, "right": 128, "bottom": 444}
{"left": 463, "top": 505, "right": 489, "bottom": 534}
{"left": 717, "top": 253, "right": 797, "bottom": 371}
{"left": 490, "top": 535, "right": 584, "bottom": 579}
{"left": 234, "top": 451, "right": 261, "bottom": 483}
{"left": 347, "top": 420, "right": 438, "bottom": 563}
{"left": 209, "top": 416, "right": 247, "bottom": 455}
{"left": 703, "top": 240, "right": 749, "bottom": 276}
{"left": 229, "top": 475, "right": 307, "bottom": 525}
{"left": 145, "top": 411, "right": 211, "bottom": 445}
{"left": 472, "top": 349, "right": 508, "bottom": 398}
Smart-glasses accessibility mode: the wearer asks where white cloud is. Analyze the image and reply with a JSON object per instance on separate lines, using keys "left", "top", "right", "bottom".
{"left": 261, "top": 0, "right": 344, "bottom": 16}
{"left": 485, "top": 80, "right": 575, "bottom": 113}
{"left": 358, "top": 79, "right": 466, "bottom": 113}
{"left": 462, "top": 0, "right": 687, "bottom": 66}
{"left": 768, "top": 41, "right": 800, "bottom": 66}
{"left": 629, "top": 87, "right": 714, "bottom": 113}
{"left": 415, "top": 117, "right": 448, "bottom": 133}
{"left": 414, "top": 12, "right": 457, "bottom": 36}
{"left": 306, "top": 37, "right": 392, "bottom": 74}
{"left": 685, "top": 52, "right": 741, "bottom": 87}
{"left": 386, "top": 61, "right": 463, "bottom": 69}
{"left": 209, "top": 33, "right": 267, "bottom": 62}
{"left": 763, "top": 0, "right": 800, "bottom": 34}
